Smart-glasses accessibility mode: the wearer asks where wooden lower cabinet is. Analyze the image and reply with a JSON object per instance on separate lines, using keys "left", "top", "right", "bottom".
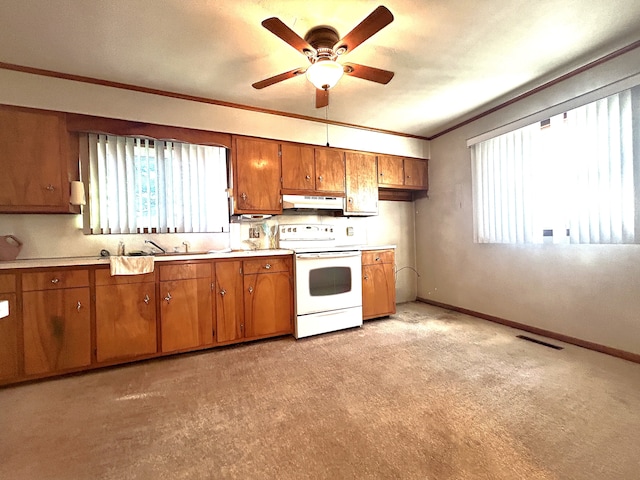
{"left": 362, "top": 249, "right": 396, "bottom": 320}
{"left": 243, "top": 257, "right": 293, "bottom": 338}
{"left": 0, "top": 292, "right": 19, "bottom": 381}
{"left": 95, "top": 270, "right": 157, "bottom": 362}
{"left": 22, "top": 287, "right": 91, "bottom": 375}
{"left": 215, "top": 261, "right": 245, "bottom": 343}
{"left": 159, "top": 263, "right": 213, "bottom": 352}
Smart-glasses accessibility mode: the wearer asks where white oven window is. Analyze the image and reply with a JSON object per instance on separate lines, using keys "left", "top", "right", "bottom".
{"left": 308, "top": 267, "right": 353, "bottom": 296}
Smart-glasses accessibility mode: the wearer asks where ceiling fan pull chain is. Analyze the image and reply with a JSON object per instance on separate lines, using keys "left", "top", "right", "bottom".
{"left": 325, "top": 103, "right": 330, "bottom": 147}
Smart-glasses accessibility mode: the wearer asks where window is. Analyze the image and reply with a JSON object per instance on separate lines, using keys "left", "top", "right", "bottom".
{"left": 471, "top": 86, "right": 640, "bottom": 244}
{"left": 87, "top": 134, "right": 229, "bottom": 234}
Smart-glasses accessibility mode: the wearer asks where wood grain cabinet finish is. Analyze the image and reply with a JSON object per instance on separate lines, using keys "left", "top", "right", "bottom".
{"left": 0, "top": 274, "right": 19, "bottom": 381}
{"left": 243, "top": 257, "right": 293, "bottom": 338}
{"left": 361, "top": 249, "right": 396, "bottom": 320}
{"left": 22, "top": 283, "right": 91, "bottom": 376}
{"left": 377, "top": 155, "right": 429, "bottom": 190}
{"left": 313, "top": 148, "right": 345, "bottom": 194}
{"left": 215, "top": 261, "right": 245, "bottom": 344}
{"left": 233, "top": 136, "right": 282, "bottom": 214}
{"left": 345, "top": 151, "right": 378, "bottom": 215}
{"left": 94, "top": 270, "right": 157, "bottom": 362}
{"left": 281, "top": 143, "right": 345, "bottom": 195}
{"left": 0, "top": 105, "right": 79, "bottom": 213}
{"left": 159, "top": 263, "right": 213, "bottom": 352}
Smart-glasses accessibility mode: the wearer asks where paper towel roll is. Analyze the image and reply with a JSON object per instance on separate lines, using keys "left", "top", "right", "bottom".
{"left": 70, "top": 181, "right": 86, "bottom": 206}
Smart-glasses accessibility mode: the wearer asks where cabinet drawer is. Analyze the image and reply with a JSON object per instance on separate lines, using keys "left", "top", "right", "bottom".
{"left": 22, "top": 269, "right": 89, "bottom": 291}
{"left": 362, "top": 250, "right": 394, "bottom": 265}
{"left": 0, "top": 274, "right": 16, "bottom": 293}
{"left": 159, "top": 262, "right": 212, "bottom": 281}
{"left": 243, "top": 257, "right": 291, "bottom": 274}
{"left": 95, "top": 268, "right": 155, "bottom": 285}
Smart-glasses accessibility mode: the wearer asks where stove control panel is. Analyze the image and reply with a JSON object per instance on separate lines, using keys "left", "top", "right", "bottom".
{"left": 278, "top": 224, "right": 335, "bottom": 242}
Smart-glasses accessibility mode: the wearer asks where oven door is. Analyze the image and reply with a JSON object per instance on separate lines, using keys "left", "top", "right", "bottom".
{"left": 294, "top": 251, "right": 362, "bottom": 316}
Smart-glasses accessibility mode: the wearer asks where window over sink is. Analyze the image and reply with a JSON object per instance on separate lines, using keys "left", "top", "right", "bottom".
{"left": 85, "top": 134, "right": 230, "bottom": 234}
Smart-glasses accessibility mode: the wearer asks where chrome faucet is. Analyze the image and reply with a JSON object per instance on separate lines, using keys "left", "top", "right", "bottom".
{"left": 144, "top": 239, "right": 166, "bottom": 254}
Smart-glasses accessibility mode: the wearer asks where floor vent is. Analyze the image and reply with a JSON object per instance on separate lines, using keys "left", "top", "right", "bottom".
{"left": 516, "top": 335, "right": 564, "bottom": 350}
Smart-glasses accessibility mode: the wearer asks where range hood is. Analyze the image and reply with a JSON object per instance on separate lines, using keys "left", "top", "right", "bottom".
{"left": 282, "top": 194, "right": 343, "bottom": 211}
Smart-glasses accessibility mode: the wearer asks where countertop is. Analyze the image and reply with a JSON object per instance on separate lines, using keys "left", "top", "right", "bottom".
{"left": 0, "top": 249, "right": 293, "bottom": 270}
{"left": 0, "top": 244, "right": 397, "bottom": 270}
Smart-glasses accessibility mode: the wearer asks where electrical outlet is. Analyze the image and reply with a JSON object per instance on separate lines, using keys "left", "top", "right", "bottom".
{"left": 249, "top": 227, "right": 260, "bottom": 239}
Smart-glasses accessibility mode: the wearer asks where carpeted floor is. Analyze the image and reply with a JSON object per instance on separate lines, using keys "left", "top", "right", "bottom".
{"left": 1, "top": 302, "right": 639, "bottom": 479}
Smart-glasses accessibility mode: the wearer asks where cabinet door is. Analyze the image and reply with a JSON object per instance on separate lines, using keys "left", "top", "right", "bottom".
{"left": 345, "top": 152, "right": 378, "bottom": 214}
{"left": 215, "top": 261, "right": 244, "bottom": 343}
{"left": 0, "top": 293, "right": 19, "bottom": 381}
{"left": 0, "top": 106, "right": 71, "bottom": 210}
{"left": 362, "top": 263, "right": 396, "bottom": 320}
{"left": 377, "top": 155, "right": 404, "bottom": 186}
{"left": 314, "top": 148, "right": 345, "bottom": 193}
{"left": 244, "top": 271, "right": 292, "bottom": 338}
{"left": 160, "top": 278, "right": 213, "bottom": 352}
{"left": 281, "top": 143, "right": 315, "bottom": 191}
{"left": 23, "top": 287, "right": 91, "bottom": 375}
{"left": 234, "top": 137, "right": 282, "bottom": 213}
{"left": 95, "top": 282, "right": 157, "bottom": 362}
{"left": 404, "top": 158, "right": 428, "bottom": 188}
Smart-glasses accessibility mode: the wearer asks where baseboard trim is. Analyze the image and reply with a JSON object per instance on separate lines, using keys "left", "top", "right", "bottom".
{"left": 416, "top": 297, "right": 640, "bottom": 364}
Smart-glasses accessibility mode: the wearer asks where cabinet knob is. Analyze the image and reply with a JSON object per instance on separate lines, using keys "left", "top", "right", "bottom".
{"left": 264, "top": 263, "right": 271, "bottom": 270}
{"left": 375, "top": 257, "right": 381, "bottom": 262}
{"left": 240, "top": 192, "right": 248, "bottom": 201}
{"left": 220, "top": 289, "right": 226, "bottom": 296}
{"left": 318, "top": 175, "right": 323, "bottom": 182}
{"left": 77, "top": 301, "right": 82, "bottom": 312}
{"left": 305, "top": 175, "right": 311, "bottom": 181}
{"left": 248, "top": 286, "right": 254, "bottom": 294}
{"left": 143, "top": 294, "right": 150, "bottom": 305}
{"left": 51, "top": 278, "right": 60, "bottom": 284}
{"left": 364, "top": 275, "right": 369, "bottom": 280}
{"left": 380, "top": 172, "right": 384, "bottom": 176}
{"left": 45, "top": 184, "right": 56, "bottom": 191}
{"left": 164, "top": 292, "right": 172, "bottom": 303}
{"left": 348, "top": 198, "right": 353, "bottom": 203}
{"left": 406, "top": 175, "right": 411, "bottom": 179}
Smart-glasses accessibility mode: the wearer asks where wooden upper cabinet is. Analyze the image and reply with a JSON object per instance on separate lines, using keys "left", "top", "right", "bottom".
{"left": 233, "top": 136, "right": 282, "bottom": 214}
{"left": 314, "top": 148, "right": 345, "bottom": 194}
{"left": 377, "top": 155, "right": 405, "bottom": 187}
{"left": 377, "top": 155, "right": 429, "bottom": 191}
{"left": 404, "top": 158, "right": 428, "bottom": 188}
{"left": 281, "top": 143, "right": 315, "bottom": 191}
{"left": 345, "top": 152, "right": 378, "bottom": 215}
{"left": 0, "top": 105, "right": 79, "bottom": 213}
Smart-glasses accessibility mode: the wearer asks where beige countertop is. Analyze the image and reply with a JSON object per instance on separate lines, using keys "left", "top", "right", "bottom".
{"left": 0, "top": 249, "right": 294, "bottom": 270}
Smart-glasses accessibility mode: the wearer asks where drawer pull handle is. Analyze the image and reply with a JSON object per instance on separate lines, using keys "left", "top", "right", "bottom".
{"left": 375, "top": 257, "right": 381, "bottom": 262}
{"left": 264, "top": 263, "right": 271, "bottom": 269}
{"left": 77, "top": 301, "right": 82, "bottom": 312}
{"left": 143, "top": 294, "right": 150, "bottom": 305}
{"left": 164, "top": 292, "right": 172, "bottom": 303}
{"left": 51, "top": 278, "right": 60, "bottom": 284}
{"left": 220, "top": 289, "right": 226, "bottom": 296}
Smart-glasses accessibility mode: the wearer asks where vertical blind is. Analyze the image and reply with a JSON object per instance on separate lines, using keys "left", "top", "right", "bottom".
{"left": 471, "top": 87, "right": 638, "bottom": 244}
{"left": 88, "top": 134, "right": 229, "bottom": 234}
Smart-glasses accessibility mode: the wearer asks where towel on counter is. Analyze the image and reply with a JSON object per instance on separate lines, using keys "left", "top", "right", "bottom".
{"left": 110, "top": 255, "right": 155, "bottom": 276}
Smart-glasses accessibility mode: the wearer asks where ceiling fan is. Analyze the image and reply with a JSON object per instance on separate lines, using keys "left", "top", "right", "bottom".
{"left": 252, "top": 5, "right": 395, "bottom": 108}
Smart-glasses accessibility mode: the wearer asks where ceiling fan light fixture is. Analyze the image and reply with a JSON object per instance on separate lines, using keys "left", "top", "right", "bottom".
{"left": 306, "top": 59, "right": 344, "bottom": 90}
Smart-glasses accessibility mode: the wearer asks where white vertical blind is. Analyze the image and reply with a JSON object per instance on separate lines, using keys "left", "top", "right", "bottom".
{"left": 88, "top": 134, "right": 229, "bottom": 234}
{"left": 471, "top": 88, "right": 637, "bottom": 244}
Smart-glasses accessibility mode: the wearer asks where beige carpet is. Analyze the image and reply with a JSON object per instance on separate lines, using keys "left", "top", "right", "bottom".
{"left": 1, "top": 302, "right": 639, "bottom": 479}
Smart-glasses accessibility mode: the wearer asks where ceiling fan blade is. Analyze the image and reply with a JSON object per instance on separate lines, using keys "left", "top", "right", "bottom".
{"left": 316, "top": 88, "right": 329, "bottom": 108}
{"left": 262, "top": 17, "right": 315, "bottom": 56}
{"left": 343, "top": 63, "right": 394, "bottom": 84}
{"left": 334, "top": 6, "right": 394, "bottom": 55}
{"left": 252, "top": 68, "right": 306, "bottom": 89}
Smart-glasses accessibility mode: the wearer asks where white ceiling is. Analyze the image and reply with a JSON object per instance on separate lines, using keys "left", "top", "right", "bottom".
{"left": 1, "top": 0, "right": 639, "bottom": 138}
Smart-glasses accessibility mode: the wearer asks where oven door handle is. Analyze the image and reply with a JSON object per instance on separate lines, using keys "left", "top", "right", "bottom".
{"left": 296, "top": 251, "right": 360, "bottom": 259}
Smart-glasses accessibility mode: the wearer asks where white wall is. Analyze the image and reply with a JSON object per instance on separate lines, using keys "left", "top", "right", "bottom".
{"left": 417, "top": 47, "right": 640, "bottom": 355}
{"left": 0, "top": 69, "right": 421, "bottom": 302}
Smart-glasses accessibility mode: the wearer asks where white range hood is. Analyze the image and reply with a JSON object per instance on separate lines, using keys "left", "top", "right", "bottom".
{"left": 282, "top": 194, "right": 343, "bottom": 211}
